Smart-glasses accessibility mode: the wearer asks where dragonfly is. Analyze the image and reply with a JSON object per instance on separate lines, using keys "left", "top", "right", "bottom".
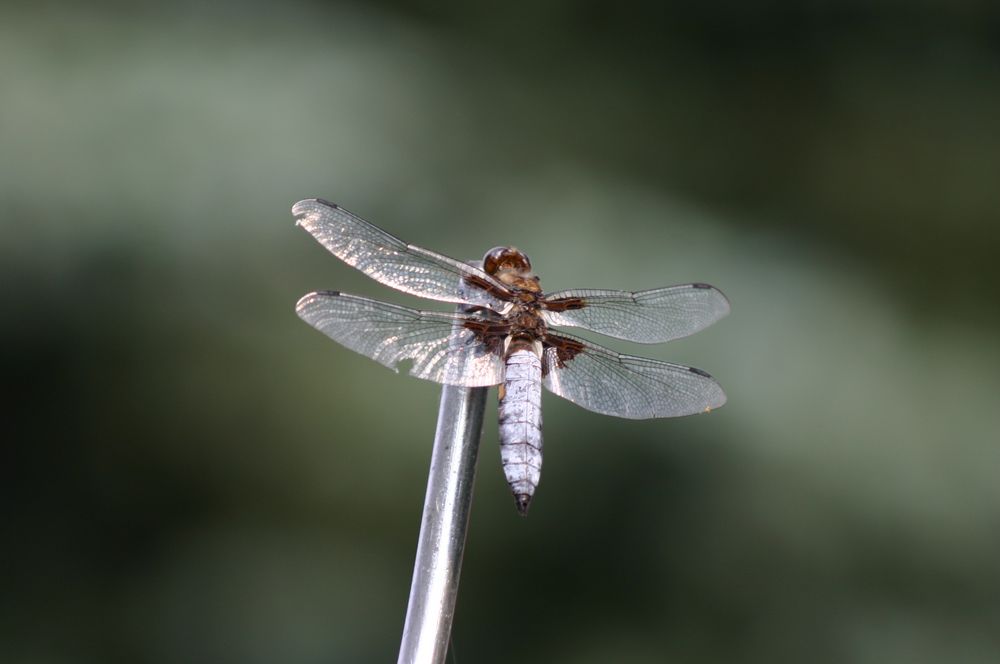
{"left": 294, "top": 198, "right": 729, "bottom": 515}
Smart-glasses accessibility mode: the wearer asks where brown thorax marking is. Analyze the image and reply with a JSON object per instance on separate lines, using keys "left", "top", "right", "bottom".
{"left": 468, "top": 245, "right": 589, "bottom": 378}
{"left": 480, "top": 245, "right": 549, "bottom": 357}
{"left": 498, "top": 272, "right": 541, "bottom": 294}
{"left": 495, "top": 302, "right": 547, "bottom": 360}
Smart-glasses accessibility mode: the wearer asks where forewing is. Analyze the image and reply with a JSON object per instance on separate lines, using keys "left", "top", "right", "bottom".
{"left": 541, "top": 332, "right": 726, "bottom": 419}
{"left": 296, "top": 291, "right": 505, "bottom": 387}
{"left": 293, "top": 199, "right": 512, "bottom": 310}
{"left": 541, "top": 284, "right": 730, "bottom": 343}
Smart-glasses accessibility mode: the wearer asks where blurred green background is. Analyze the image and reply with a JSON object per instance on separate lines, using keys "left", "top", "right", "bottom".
{"left": 4, "top": 1, "right": 1000, "bottom": 662}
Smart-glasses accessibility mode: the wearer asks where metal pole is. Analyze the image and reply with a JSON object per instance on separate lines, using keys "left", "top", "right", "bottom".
{"left": 397, "top": 353, "right": 487, "bottom": 663}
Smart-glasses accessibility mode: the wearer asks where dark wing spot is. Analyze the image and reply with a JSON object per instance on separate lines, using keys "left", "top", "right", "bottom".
{"left": 315, "top": 198, "right": 340, "bottom": 209}
{"left": 462, "top": 319, "right": 510, "bottom": 355}
{"left": 542, "top": 333, "right": 586, "bottom": 370}
{"left": 464, "top": 274, "right": 515, "bottom": 301}
{"left": 692, "top": 282, "right": 713, "bottom": 289}
{"left": 313, "top": 289, "right": 341, "bottom": 296}
{"left": 541, "top": 297, "right": 586, "bottom": 312}
{"left": 688, "top": 367, "right": 713, "bottom": 378}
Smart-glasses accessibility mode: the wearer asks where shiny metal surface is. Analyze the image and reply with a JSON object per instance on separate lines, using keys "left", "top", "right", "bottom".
{"left": 397, "top": 300, "right": 488, "bottom": 664}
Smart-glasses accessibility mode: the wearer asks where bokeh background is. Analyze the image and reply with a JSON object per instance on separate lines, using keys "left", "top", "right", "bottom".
{"left": 5, "top": 1, "right": 1000, "bottom": 662}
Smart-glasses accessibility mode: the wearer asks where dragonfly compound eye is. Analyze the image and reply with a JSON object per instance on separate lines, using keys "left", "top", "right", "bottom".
{"left": 483, "top": 246, "right": 532, "bottom": 275}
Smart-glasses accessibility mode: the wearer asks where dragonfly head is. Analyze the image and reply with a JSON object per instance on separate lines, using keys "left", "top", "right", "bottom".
{"left": 483, "top": 246, "right": 532, "bottom": 276}
{"left": 483, "top": 246, "right": 540, "bottom": 292}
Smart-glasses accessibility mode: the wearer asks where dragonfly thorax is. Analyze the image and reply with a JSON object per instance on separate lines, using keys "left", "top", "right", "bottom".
{"left": 505, "top": 301, "right": 548, "bottom": 341}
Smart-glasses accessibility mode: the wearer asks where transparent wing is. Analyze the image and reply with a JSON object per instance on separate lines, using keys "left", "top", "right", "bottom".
{"left": 296, "top": 291, "right": 505, "bottom": 387}
{"left": 541, "top": 332, "right": 726, "bottom": 419}
{"left": 293, "top": 199, "right": 511, "bottom": 311}
{"left": 541, "top": 284, "right": 730, "bottom": 343}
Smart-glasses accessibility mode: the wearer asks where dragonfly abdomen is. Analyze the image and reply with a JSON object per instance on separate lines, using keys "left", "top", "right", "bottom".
{"left": 498, "top": 347, "right": 543, "bottom": 515}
